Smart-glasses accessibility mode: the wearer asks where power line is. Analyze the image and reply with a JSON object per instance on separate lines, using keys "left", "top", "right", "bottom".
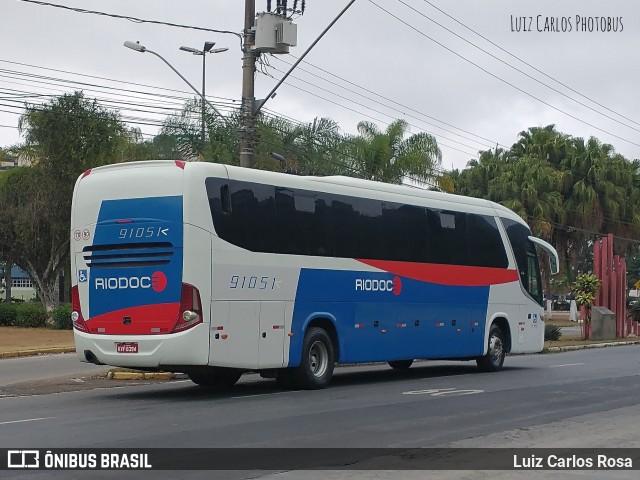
{"left": 17, "top": 0, "right": 243, "bottom": 45}
{"left": 257, "top": 70, "right": 478, "bottom": 158}
{"left": 529, "top": 217, "right": 640, "bottom": 245}
{"left": 368, "top": 0, "right": 640, "bottom": 148}
{"left": 263, "top": 64, "right": 484, "bottom": 153}
{"left": 284, "top": 54, "right": 502, "bottom": 147}
{"left": 0, "top": 59, "right": 240, "bottom": 104}
{"left": 396, "top": 0, "right": 640, "bottom": 134}
{"left": 420, "top": 0, "right": 640, "bottom": 129}
{"left": 0, "top": 68, "right": 234, "bottom": 108}
{"left": 271, "top": 55, "right": 496, "bottom": 150}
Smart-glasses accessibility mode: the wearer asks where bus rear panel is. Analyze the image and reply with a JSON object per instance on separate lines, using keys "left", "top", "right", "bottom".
{"left": 71, "top": 161, "right": 209, "bottom": 368}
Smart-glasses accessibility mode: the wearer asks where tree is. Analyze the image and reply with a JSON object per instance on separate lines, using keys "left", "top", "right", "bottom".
{"left": 453, "top": 125, "right": 640, "bottom": 289}
{"left": 9, "top": 92, "right": 131, "bottom": 310}
{"left": 349, "top": 120, "right": 442, "bottom": 185}
{"left": 0, "top": 170, "right": 15, "bottom": 302}
{"left": 161, "top": 98, "right": 239, "bottom": 164}
{"left": 253, "top": 116, "right": 350, "bottom": 175}
{"left": 573, "top": 273, "right": 601, "bottom": 339}
{"left": 0, "top": 167, "right": 65, "bottom": 309}
{"left": 455, "top": 147, "right": 509, "bottom": 198}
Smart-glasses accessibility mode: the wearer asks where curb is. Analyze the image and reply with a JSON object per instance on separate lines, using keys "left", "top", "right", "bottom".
{"left": 0, "top": 347, "right": 76, "bottom": 358}
{"left": 107, "top": 370, "right": 186, "bottom": 381}
{"left": 545, "top": 339, "right": 640, "bottom": 352}
{"left": 2, "top": 339, "right": 639, "bottom": 361}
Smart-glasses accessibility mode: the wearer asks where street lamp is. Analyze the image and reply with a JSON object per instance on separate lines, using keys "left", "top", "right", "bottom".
{"left": 123, "top": 41, "right": 228, "bottom": 155}
{"left": 179, "top": 42, "right": 229, "bottom": 154}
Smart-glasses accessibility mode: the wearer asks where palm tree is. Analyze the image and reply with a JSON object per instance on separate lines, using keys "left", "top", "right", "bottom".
{"left": 512, "top": 125, "right": 568, "bottom": 167}
{"left": 456, "top": 147, "right": 509, "bottom": 197}
{"left": 563, "top": 137, "right": 640, "bottom": 263}
{"left": 349, "top": 120, "right": 442, "bottom": 185}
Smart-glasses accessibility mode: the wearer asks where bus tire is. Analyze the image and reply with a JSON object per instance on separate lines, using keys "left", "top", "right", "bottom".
{"left": 290, "top": 327, "right": 335, "bottom": 390}
{"left": 388, "top": 360, "right": 413, "bottom": 369}
{"left": 476, "top": 324, "right": 506, "bottom": 372}
{"left": 187, "top": 367, "right": 242, "bottom": 388}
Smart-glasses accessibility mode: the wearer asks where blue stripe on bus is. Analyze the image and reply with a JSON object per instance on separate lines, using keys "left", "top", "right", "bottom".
{"left": 88, "top": 196, "right": 183, "bottom": 319}
{"left": 288, "top": 268, "right": 489, "bottom": 365}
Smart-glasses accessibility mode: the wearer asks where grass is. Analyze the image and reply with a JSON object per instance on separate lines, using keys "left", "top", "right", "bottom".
{"left": 545, "top": 312, "right": 576, "bottom": 328}
{"left": 0, "top": 326, "right": 74, "bottom": 355}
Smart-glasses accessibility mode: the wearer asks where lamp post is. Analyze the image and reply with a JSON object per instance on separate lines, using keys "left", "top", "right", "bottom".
{"left": 179, "top": 42, "right": 229, "bottom": 154}
{"left": 123, "top": 40, "right": 228, "bottom": 157}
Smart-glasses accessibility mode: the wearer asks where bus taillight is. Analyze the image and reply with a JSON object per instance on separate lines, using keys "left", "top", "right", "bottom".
{"left": 172, "top": 283, "right": 203, "bottom": 333}
{"left": 71, "top": 286, "right": 89, "bottom": 332}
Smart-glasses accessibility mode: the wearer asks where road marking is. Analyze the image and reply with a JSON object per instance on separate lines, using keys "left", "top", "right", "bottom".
{"left": 0, "top": 417, "right": 54, "bottom": 426}
{"left": 403, "top": 388, "right": 484, "bottom": 397}
{"left": 549, "top": 363, "right": 585, "bottom": 368}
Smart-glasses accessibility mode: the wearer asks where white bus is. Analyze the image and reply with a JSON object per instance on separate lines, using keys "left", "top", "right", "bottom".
{"left": 70, "top": 160, "right": 558, "bottom": 389}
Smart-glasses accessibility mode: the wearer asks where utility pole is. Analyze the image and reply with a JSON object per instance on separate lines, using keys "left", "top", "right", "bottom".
{"left": 240, "top": 0, "right": 256, "bottom": 168}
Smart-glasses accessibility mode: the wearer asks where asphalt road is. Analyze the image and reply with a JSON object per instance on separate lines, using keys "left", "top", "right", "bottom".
{"left": 1, "top": 346, "right": 639, "bottom": 479}
{"left": 0, "top": 353, "right": 109, "bottom": 387}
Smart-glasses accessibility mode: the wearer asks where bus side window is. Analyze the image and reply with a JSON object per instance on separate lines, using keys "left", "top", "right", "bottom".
{"left": 466, "top": 214, "right": 508, "bottom": 268}
{"left": 426, "top": 209, "right": 468, "bottom": 266}
{"left": 220, "top": 184, "right": 231, "bottom": 214}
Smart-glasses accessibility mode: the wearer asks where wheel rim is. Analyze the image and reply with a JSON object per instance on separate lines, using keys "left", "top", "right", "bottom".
{"left": 308, "top": 340, "right": 328, "bottom": 378}
{"left": 489, "top": 334, "right": 504, "bottom": 366}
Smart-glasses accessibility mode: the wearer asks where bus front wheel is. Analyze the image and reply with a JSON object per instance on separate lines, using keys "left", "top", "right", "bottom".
{"left": 476, "top": 324, "right": 506, "bottom": 372}
{"left": 187, "top": 367, "right": 242, "bottom": 388}
{"left": 289, "top": 327, "right": 335, "bottom": 390}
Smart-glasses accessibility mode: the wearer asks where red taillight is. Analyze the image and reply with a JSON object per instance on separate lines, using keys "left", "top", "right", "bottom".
{"left": 81, "top": 169, "right": 92, "bottom": 178}
{"left": 71, "top": 286, "right": 89, "bottom": 332}
{"left": 174, "top": 160, "right": 186, "bottom": 169}
{"left": 171, "top": 283, "right": 203, "bottom": 333}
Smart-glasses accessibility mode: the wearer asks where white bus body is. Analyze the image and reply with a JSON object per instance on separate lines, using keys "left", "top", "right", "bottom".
{"left": 70, "top": 161, "right": 558, "bottom": 388}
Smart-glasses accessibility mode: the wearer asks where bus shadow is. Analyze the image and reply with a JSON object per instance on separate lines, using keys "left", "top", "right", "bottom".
{"left": 102, "top": 362, "right": 529, "bottom": 402}
{"left": 331, "top": 363, "right": 512, "bottom": 386}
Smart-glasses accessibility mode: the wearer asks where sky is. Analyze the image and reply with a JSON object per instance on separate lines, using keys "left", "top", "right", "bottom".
{"left": 1, "top": 0, "right": 639, "bottom": 172}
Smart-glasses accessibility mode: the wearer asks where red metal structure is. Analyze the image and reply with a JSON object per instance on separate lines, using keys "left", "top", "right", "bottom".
{"left": 591, "top": 234, "right": 638, "bottom": 339}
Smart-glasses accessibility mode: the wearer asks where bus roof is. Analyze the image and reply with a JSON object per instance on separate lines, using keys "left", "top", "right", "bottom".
{"left": 82, "top": 160, "right": 528, "bottom": 227}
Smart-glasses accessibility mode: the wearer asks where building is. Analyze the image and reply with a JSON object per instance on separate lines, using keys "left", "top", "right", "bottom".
{"left": 4, "top": 266, "right": 37, "bottom": 301}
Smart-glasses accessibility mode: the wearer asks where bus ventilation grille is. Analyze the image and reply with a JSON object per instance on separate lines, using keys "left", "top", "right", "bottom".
{"left": 82, "top": 242, "right": 174, "bottom": 268}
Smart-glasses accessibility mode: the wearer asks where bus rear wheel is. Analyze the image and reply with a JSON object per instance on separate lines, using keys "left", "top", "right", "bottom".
{"left": 476, "top": 324, "right": 506, "bottom": 372}
{"left": 388, "top": 360, "right": 413, "bottom": 369}
{"left": 289, "top": 327, "right": 335, "bottom": 390}
{"left": 187, "top": 367, "right": 242, "bottom": 388}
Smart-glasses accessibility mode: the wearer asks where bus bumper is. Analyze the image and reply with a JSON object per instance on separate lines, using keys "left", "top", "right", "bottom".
{"left": 73, "top": 323, "right": 210, "bottom": 368}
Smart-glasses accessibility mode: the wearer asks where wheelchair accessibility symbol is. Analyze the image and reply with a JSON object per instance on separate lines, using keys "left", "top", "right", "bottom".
{"left": 78, "top": 270, "right": 88, "bottom": 283}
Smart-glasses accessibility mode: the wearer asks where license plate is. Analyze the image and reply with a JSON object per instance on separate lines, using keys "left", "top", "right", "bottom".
{"left": 116, "top": 342, "right": 138, "bottom": 353}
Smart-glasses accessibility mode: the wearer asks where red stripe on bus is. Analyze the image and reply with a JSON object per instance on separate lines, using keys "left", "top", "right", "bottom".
{"left": 355, "top": 259, "right": 519, "bottom": 286}
{"left": 85, "top": 302, "right": 180, "bottom": 335}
